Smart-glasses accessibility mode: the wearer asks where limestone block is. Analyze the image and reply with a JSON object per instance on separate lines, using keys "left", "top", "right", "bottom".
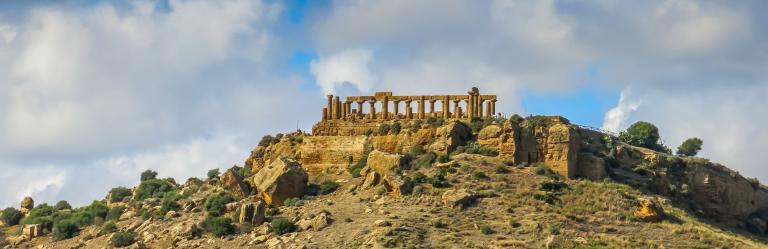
{"left": 221, "top": 167, "right": 252, "bottom": 198}
{"left": 544, "top": 124, "right": 579, "bottom": 179}
{"left": 577, "top": 153, "right": 606, "bottom": 180}
{"left": 239, "top": 201, "right": 266, "bottom": 225}
{"left": 252, "top": 158, "right": 308, "bottom": 206}
{"left": 367, "top": 150, "right": 405, "bottom": 176}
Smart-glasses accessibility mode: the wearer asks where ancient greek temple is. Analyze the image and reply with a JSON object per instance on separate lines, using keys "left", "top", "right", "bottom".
{"left": 320, "top": 87, "right": 497, "bottom": 122}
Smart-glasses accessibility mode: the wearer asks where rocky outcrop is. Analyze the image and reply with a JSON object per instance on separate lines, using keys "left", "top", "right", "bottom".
{"left": 21, "top": 224, "right": 42, "bottom": 240}
{"left": 20, "top": 197, "right": 33, "bottom": 215}
{"left": 221, "top": 167, "right": 251, "bottom": 198}
{"left": 636, "top": 198, "right": 665, "bottom": 222}
{"left": 429, "top": 121, "right": 471, "bottom": 154}
{"left": 576, "top": 153, "right": 606, "bottom": 180}
{"left": 382, "top": 175, "right": 412, "bottom": 197}
{"left": 361, "top": 171, "right": 381, "bottom": 189}
{"left": 367, "top": 150, "right": 405, "bottom": 176}
{"left": 252, "top": 158, "right": 309, "bottom": 206}
{"left": 299, "top": 136, "right": 370, "bottom": 176}
{"left": 477, "top": 124, "right": 502, "bottom": 147}
{"left": 543, "top": 124, "right": 580, "bottom": 179}
{"left": 239, "top": 201, "right": 266, "bottom": 225}
{"left": 442, "top": 189, "right": 477, "bottom": 209}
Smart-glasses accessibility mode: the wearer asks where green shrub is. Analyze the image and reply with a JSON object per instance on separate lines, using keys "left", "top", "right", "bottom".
{"left": 238, "top": 165, "right": 254, "bottom": 179}
{"left": 283, "top": 197, "right": 304, "bottom": 207}
{"left": 109, "top": 187, "right": 132, "bottom": 203}
{"left": 676, "top": 137, "right": 703, "bottom": 156}
{"left": 463, "top": 143, "right": 499, "bottom": 156}
{"left": 135, "top": 179, "right": 177, "bottom": 200}
{"left": 270, "top": 217, "right": 296, "bottom": 235}
{"left": 140, "top": 169, "right": 158, "bottom": 182}
{"left": 430, "top": 173, "right": 450, "bottom": 188}
{"left": 540, "top": 181, "right": 567, "bottom": 192}
{"left": 54, "top": 200, "right": 72, "bottom": 211}
{"left": 204, "top": 192, "right": 234, "bottom": 217}
{"left": 479, "top": 225, "right": 494, "bottom": 235}
{"left": 258, "top": 135, "right": 279, "bottom": 147}
{"left": 619, "top": 121, "right": 670, "bottom": 153}
{"left": 437, "top": 154, "right": 449, "bottom": 163}
{"left": 409, "top": 153, "right": 436, "bottom": 169}
{"left": 412, "top": 172, "right": 428, "bottom": 183}
{"left": 203, "top": 216, "right": 235, "bottom": 236}
{"left": 160, "top": 191, "right": 182, "bottom": 214}
{"left": 67, "top": 211, "right": 95, "bottom": 227}
{"left": 100, "top": 221, "right": 117, "bottom": 235}
{"left": 495, "top": 165, "right": 508, "bottom": 174}
{"left": 378, "top": 123, "right": 391, "bottom": 135}
{"left": 106, "top": 207, "right": 125, "bottom": 221}
{"left": 207, "top": 168, "right": 220, "bottom": 181}
{"left": 391, "top": 122, "right": 402, "bottom": 134}
{"left": 1, "top": 207, "right": 23, "bottom": 226}
{"left": 410, "top": 144, "right": 426, "bottom": 155}
{"left": 265, "top": 206, "right": 280, "bottom": 216}
{"left": 85, "top": 200, "right": 109, "bottom": 220}
{"left": 318, "top": 181, "right": 340, "bottom": 195}
{"left": 472, "top": 171, "right": 489, "bottom": 180}
{"left": 365, "top": 129, "right": 373, "bottom": 136}
{"left": 53, "top": 219, "right": 79, "bottom": 240}
{"left": 111, "top": 231, "right": 136, "bottom": 247}
{"left": 348, "top": 158, "right": 367, "bottom": 178}
{"left": 533, "top": 163, "right": 560, "bottom": 180}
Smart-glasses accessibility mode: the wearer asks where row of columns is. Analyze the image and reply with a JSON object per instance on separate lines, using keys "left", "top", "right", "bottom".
{"left": 323, "top": 95, "right": 497, "bottom": 121}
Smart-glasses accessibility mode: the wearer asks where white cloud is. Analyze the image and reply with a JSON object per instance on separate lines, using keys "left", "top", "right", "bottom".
{"left": 310, "top": 49, "right": 376, "bottom": 94}
{"left": 0, "top": 23, "right": 16, "bottom": 44}
{"left": 0, "top": 165, "right": 66, "bottom": 208}
{"left": 602, "top": 89, "right": 641, "bottom": 132}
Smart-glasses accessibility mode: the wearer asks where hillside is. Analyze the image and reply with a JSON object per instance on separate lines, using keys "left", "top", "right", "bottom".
{"left": 2, "top": 115, "right": 768, "bottom": 249}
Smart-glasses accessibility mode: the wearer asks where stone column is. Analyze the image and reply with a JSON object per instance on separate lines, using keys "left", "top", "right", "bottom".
{"left": 443, "top": 96, "right": 450, "bottom": 119}
{"left": 467, "top": 94, "right": 474, "bottom": 119}
{"left": 491, "top": 100, "right": 497, "bottom": 116}
{"left": 478, "top": 99, "right": 485, "bottom": 118}
{"left": 428, "top": 100, "right": 436, "bottom": 117}
{"left": 334, "top": 96, "right": 342, "bottom": 119}
{"left": 405, "top": 100, "right": 413, "bottom": 119}
{"left": 357, "top": 101, "right": 365, "bottom": 117}
{"left": 327, "top": 95, "right": 333, "bottom": 120}
{"left": 369, "top": 101, "right": 376, "bottom": 119}
{"left": 418, "top": 96, "right": 425, "bottom": 119}
{"left": 393, "top": 100, "right": 400, "bottom": 119}
{"left": 453, "top": 100, "right": 461, "bottom": 118}
{"left": 381, "top": 96, "right": 389, "bottom": 120}
{"left": 342, "top": 102, "right": 347, "bottom": 119}
{"left": 322, "top": 108, "right": 328, "bottom": 122}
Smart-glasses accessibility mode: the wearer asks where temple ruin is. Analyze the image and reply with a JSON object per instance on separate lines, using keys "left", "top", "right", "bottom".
{"left": 312, "top": 87, "right": 497, "bottom": 136}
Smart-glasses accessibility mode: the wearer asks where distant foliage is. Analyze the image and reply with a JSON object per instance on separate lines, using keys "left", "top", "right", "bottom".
{"left": 109, "top": 187, "right": 132, "bottom": 203}
{"left": 135, "top": 179, "right": 177, "bottom": 200}
{"left": 378, "top": 123, "right": 391, "bottom": 135}
{"left": 111, "top": 231, "right": 136, "bottom": 247}
{"left": 283, "top": 197, "right": 304, "bottom": 207}
{"left": 271, "top": 217, "right": 296, "bottom": 235}
{"left": 437, "top": 154, "right": 450, "bottom": 163}
{"left": 619, "top": 121, "right": 670, "bottom": 153}
{"left": 391, "top": 122, "right": 402, "bottom": 134}
{"left": 53, "top": 219, "right": 79, "bottom": 240}
{"left": 207, "top": 168, "right": 221, "bottom": 181}
{"left": 85, "top": 200, "right": 109, "bottom": 220}
{"left": 106, "top": 206, "right": 125, "bottom": 221}
{"left": 140, "top": 170, "right": 158, "bottom": 182}
{"left": 204, "top": 192, "right": 234, "bottom": 217}
{"left": 676, "top": 137, "right": 703, "bottom": 157}
{"left": 100, "top": 221, "right": 118, "bottom": 235}
{"left": 258, "top": 135, "right": 280, "bottom": 147}
{"left": 348, "top": 158, "right": 367, "bottom": 178}
{"left": 203, "top": 216, "right": 235, "bottom": 236}
{"left": 54, "top": 200, "right": 72, "bottom": 211}
{"left": 1, "top": 207, "right": 23, "bottom": 226}
{"left": 318, "top": 180, "right": 340, "bottom": 195}
{"left": 455, "top": 142, "right": 498, "bottom": 157}
{"left": 160, "top": 191, "right": 182, "bottom": 214}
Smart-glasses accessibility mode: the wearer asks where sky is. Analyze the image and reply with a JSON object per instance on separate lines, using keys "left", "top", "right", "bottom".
{"left": 0, "top": 0, "right": 766, "bottom": 208}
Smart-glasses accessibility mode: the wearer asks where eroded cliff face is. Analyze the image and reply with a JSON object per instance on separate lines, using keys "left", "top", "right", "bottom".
{"left": 246, "top": 116, "right": 768, "bottom": 231}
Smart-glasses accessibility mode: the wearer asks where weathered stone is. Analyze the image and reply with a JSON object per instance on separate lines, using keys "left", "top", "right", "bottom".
{"left": 544, "top": 124, "right": 579, "bottom": 179}
{"left": 120, "top": 210, "right": 137, "bottom": 221}
{"left": 298, "top": 136, "right": 369, "bottom": 176}
{"left": 165, "top": 210, "right": 180, "bottom": 219}
{"left": 442, "top": 189, "right": 477, "bottom": 209}
{"left": 636, "top": 198, "right": 664, "bottom": 222}
{"left": 239, "top": 201, "right": 266, "bottom": 225}
{"left": 252, "top": 157, "right": 309, "bottom": 206}
{"left": 477, "top": 125, "right": 502, "bottom": 147}
{"left": 20, "top": 196, "right": 33, "bottom": 215}
{"left": 170, "top": 222, "right": 201, "bottom": 240}
{"left": 430, "top": 121, "right": 471, "bottom": 154}
{"left": 361, "top": 171, "right": 381, "bottom": 189}
{"left": 21, "top": 224, "right": 42, "bottom": 240}
{"left": 221, "top": 167, "right": 252, "bottom": 198}
{"left": 577, "top": 153, "right": 606, "bottom": 180}
{"left": 373, "top": 220, "right": 391, "bottom": 227}
{"left": 367, "top": 150, "right": 405, "bottom": 176}
{"left": 382, "top": 174, "right": 412, "bottom": 197}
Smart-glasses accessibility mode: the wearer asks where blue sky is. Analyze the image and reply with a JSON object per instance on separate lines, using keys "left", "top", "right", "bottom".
{"left": 0, "top": 0, "right": 766, "bottom": 207}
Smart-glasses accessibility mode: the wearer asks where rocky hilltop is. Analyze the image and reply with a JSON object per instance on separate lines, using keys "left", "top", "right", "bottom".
{"left": 2, "top": 89, "right": 768, "bottom": 248}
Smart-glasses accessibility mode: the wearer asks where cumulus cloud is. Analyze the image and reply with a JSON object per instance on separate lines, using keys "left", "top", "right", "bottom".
{"left": 0, "top": 166, "right": 66, "bottom": 208}
{"left": 310, "top": 49, "right": 376, "bottom": 94}
{"left": 602, "top": 89, "right": 641, "bottom": 132}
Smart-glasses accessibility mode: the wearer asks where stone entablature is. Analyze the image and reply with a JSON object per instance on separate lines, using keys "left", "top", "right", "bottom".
{"left": 320, "top": 87, "right": 497, "bottom": 122}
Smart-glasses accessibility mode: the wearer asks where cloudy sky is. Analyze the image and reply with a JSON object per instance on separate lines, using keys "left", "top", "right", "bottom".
{"left": 0, "top": 0, "right": 766, "bottom": 208}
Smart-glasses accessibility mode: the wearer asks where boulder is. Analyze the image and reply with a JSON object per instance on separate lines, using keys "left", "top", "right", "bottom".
{"left": 373, "top": 220, "right": 391, "bottom": 227}
{"left": 221, "top": 167, "right": 252, "bottom": 198}
{"left": 297, "top": 211, "right": 331, "bottom": 231}
{"left": 252, "top": 157, "right": 309, "bottom": 206}
{"left": 477, "top": 125, "right": 503, "bottom": 147}
{"left": 577, "top": 153, "right": 606, "bottom": 180}
{"left": 120, "top": 210, "right": 137, "bottom": 221}
{"left": 239, "top": 201, "right": 266, "bottom": 225}
{"left": 636, "top": 198, "right": 665, "bottom": 222}
{"left": 382, "top": 175, "right": 412, "bottom": 197}
{"left": 20, "top": 196, "right": 33, "bottom": 214}
{"left": 367, "top": 150, "right": 405, "bottom": 176}
{"left": 544, "top": 124, "right": 579, "bottom": 179}
{"left": 170, "top": 222, "right": 201, "bottom": 240}
{"left": 442, "top": 189, "right": 477, "bottom": 209}
{"left": 361, "top": 171, "right": 381, "bottom": 189}
{"left": 430, "top": 121, "right": 471, "bottom": 154}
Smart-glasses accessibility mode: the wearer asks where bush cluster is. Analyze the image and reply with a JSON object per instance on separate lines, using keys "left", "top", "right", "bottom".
{"left": 204, "top": 192, "right": 234, "bottom": 217}
{"left": 258, "top": 135, "right": 280, "bottom": 147}
{"left": 619, "top": 121, "right": 671, "bottom": 153}
{"left": 318, "top": 181, "right": 340, "bottom": 195}
{"left": 134, "top": 178, "right": 177, "bottom": 200}
{"left": 676, "top": 137, "right": 703, "bottom": 157}
{"left": 453, "top": 142, "right": 498, "bottom": 157}
{"left": 203, "top": 216, "right": 235, "bottom": 237}
{"left": 54, "top": 200, "right": 72, "bottom": 211}
{"left": 109, "top": 187, "right": 132, "bottom": 203}
{"left": 348, "top": 158, "right": 367, "bottom": 178}
{"left": 283, "top": 197, "right": 304, "bottom": 207}
{"left": 111, "top": 231, "right": 136, "bottom": 247}
{"left": 271, "top": 217, "right": 296, "bottom": 235}
{"left": 207, "top": 168, "right": 221, "bottom": 181}
{"left": 2, "top": 207, "right": 24, "bottom": 226}
{"left": 140, "top": 170, "right": 158, "bottom": 182}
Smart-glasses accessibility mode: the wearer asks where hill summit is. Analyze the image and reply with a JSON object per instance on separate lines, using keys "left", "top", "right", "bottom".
{"left": 2, "top": 87, "right": 768, "bottom": 248}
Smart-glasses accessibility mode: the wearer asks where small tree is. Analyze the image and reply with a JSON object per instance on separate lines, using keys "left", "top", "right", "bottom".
{"left": 619, "top": 121, "right": 660, "bottom": 148}
{"left": 391, "top": 122, "right": 402, "bottom": 134}
{"left": 54, "top": 200, "right": 72, "bottom": 211}
{"left": 1, "top": 207, "right": 23, "bottom": 226}
{"left": 676, "top": 137, "right": 703, "bottom": 157}
{"left": 111, "top": 231, "right": 136, "bottom": 247}
{"left": 204, "top": 192, "right": 234, "bottom": 217}
{"left": 207, "top": 168, "right": 221, "bottom": 181}
{"left": 53, "top": 219, "right": 79, "bottom": 240}
{"left": 270, "top": 217, "right": 296, "bottom": 235}
{"left": 140, "top": 170, "right": 158, "bottom": 182}
{"left": 378, "top": 124, "right": 391, "bottom": 135}
{"left": 202, "top": 216, "right": 235, "bottom": 236}
{"left": 109, "top": 187, "right": 132, "bottom": 203}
